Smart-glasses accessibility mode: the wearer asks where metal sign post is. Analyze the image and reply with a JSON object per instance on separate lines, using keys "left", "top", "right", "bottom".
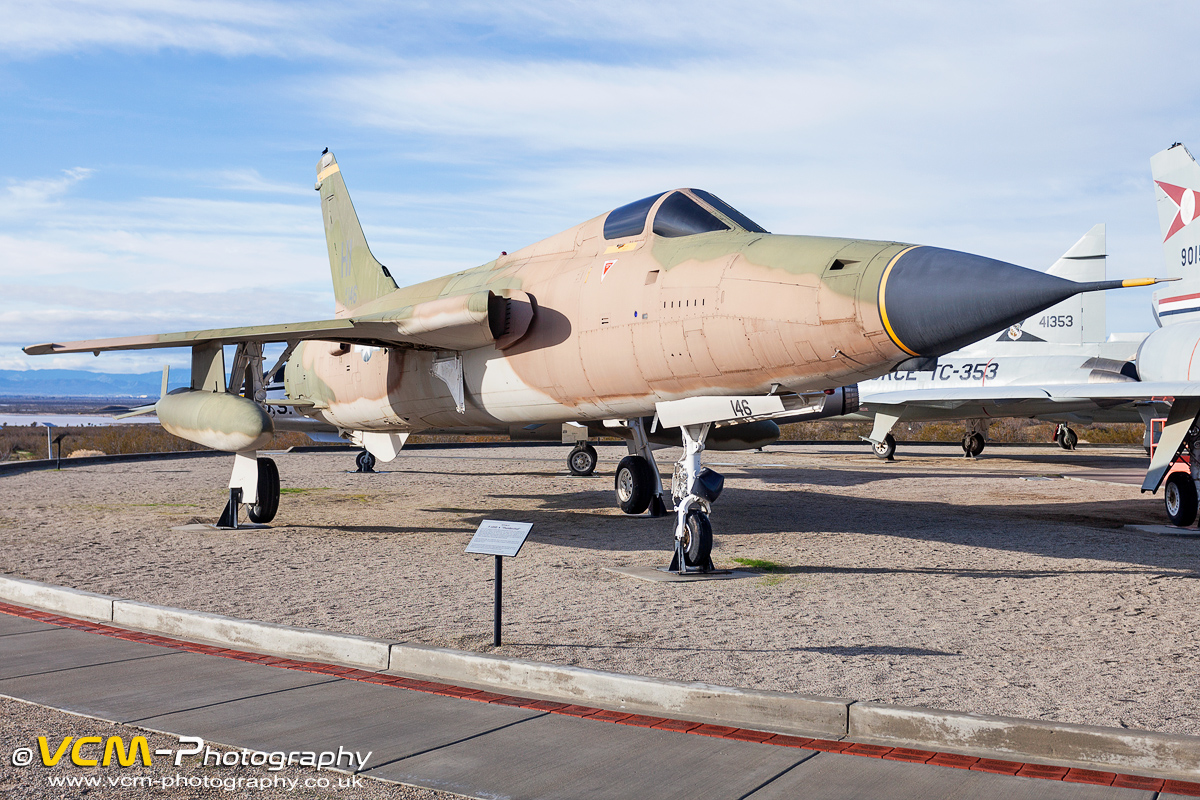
{"left": 465, "top": 520, "right": 533, "bottom": 647}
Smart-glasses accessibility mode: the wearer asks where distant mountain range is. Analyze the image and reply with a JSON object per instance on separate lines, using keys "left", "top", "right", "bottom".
{"left": 0, "top": 369, "right": 193, "bottom": 397}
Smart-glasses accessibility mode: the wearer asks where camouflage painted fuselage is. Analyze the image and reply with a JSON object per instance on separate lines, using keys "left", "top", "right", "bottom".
{"left": 285, "top": 210, "right": 910, "bottom": 433}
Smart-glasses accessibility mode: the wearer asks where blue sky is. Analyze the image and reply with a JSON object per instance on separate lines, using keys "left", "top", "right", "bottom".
{"left": 3, "top": 1, "right": 1199, "bottom": 372}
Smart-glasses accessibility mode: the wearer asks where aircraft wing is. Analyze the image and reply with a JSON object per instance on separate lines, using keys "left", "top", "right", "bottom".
{"left": 863, "top": 386, "right": 1060, "bottom": 407}
{"left": 24, "top": 290, "right": 535, "bottom": 356}
{"left": 863, "top": 382, "right": 1200, "bottom": 407}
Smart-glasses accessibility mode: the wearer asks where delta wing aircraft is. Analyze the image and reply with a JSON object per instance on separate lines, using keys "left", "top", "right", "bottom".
{"left": 25, "top": 151, "right": 1158, "bottom": 569}
{"left": 848, "top": 224, "right": 1161, "bottom": 460}
{"left": 817, "top": 141, "right": 1200, "bottom": 529}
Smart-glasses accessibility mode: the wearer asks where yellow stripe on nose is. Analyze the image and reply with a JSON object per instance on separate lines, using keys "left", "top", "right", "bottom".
{"left": 878, "top": 245, "right": 922, "bottom": 357}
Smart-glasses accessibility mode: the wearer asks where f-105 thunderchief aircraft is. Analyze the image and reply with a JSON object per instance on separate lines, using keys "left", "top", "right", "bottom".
{"left": 25, "top": 151, "right": 1160, "bottom": 570}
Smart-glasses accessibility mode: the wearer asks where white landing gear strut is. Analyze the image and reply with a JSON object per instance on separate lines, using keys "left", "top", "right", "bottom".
{"left": 666, "top": 422, "right": 724, "bottom": 573}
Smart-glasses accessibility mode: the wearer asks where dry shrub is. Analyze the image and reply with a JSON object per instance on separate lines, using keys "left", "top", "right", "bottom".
{"left": 0, "top": 424, "right": 321, "bottom": 461}
{"left": 67, "top": 449, "right": 106, "bottom": 458}
{"left": 780, "top": 417, "right": 1143, "bottom": 445}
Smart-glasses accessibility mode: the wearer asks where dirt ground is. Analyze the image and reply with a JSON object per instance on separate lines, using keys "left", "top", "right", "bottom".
{"left": 1, "top": 442, "right": 1196, "bottom": 739}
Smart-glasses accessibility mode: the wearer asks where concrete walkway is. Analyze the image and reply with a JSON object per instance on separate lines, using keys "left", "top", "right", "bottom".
{"left": 0, "top": 612, "right": 1189, "bottom": 799}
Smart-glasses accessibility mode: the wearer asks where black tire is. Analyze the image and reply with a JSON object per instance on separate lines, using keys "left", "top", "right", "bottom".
{"left": 615, "top": 455, "right": 654, "bottom": 515}
{"left": 682, "top": 509, "right": 713, "bottom": 567}
{"left": 969, "top": 432, "right": 986, "bottom": 456}
{"left": 247, "top": 457, "right": 280, "bottom": 524}
{"left": 356, "top": 450, "right": 376, "bottom": 473}
{"left": 872, "top": 433, "right": 896, "bottom": 460}
{"left": 568, "top": 444, "right": 598, "bottom": 476}
{"left": 1062, "top": 428, "right": 1078, "bottom": 451}
{"left": 1165, "top": 472, "right": 1198, "bottom": 527}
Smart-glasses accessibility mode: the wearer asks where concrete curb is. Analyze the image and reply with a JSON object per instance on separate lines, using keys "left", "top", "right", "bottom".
{"left": 3, "top": 573, "right": 1198, "bottom": 778}
{"left": 0, "top": 576, "right": 113, "bottom": 621}
{"left": 388, "top": 642, "right": 849, "bottom": 737}
{"left": 111, "top": 600, "right": 393, "bottom": 670}
{"left": 850, "top": 701, "right": 1200, "bottom": 780}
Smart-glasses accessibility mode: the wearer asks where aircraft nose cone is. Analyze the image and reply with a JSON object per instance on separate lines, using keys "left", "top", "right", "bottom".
{"left": 879, "top": 246, "right": 1081, "bottom": 357}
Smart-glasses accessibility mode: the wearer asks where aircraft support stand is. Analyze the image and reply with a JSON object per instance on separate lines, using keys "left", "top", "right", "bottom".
{"left": 216, "top": 488, "right": 243, "bottom": 530}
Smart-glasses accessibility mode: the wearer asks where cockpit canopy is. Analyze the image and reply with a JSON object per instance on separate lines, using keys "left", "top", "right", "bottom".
{"left": 603, "top": 189, "right": 768, "bottom": 240}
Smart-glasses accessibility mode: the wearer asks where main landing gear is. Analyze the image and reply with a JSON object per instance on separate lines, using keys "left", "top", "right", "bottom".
{"left": 961, "top": 432, "right": 986, "bottom": 457}
{"left": 872, "top": 433, "right": 896, "bottom": 460}
{"left": 355, "top": 450, "right": 377, "bottom": 473}
{"left": 1165, "top": 472, "right": 1198, "bottom": 527}
{"left": 1055, "top": 423, "right": 1078, "bottom": 451}
{"left": 567, "top": 443, "right": 598, "bottom": 476}
{"left": 216, "top": 456, "right": 280, "bottom": 528}
{"left": 614, "top": 417, "right": 722, "bottom": 573}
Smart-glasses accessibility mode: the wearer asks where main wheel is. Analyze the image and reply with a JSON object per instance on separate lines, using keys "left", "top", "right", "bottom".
{"left": 615, "top": 455, "right": 654, "bottom": 515}
{"left": 247, "top": 457, "right": 280, "bottom": 524}
{"left": 969, "top": 432, "right": 986, "bottom": 456}
{"left": 356, "top": 450, "right": 376, "bottom": 473}
{"left": 872, "top": 433, "right": 896, "bottom": 460}
{"left": 568, "top": 443, "right": 598, "bottom": 476}
{"left": 1165, "top": 472, "right": 1198, "bottom": 527}
{"left": 1061, "top": 427, "right": 1078, "bottom": 451}
{"left": 682, "top": 509, "right": 713, "bottom": 567}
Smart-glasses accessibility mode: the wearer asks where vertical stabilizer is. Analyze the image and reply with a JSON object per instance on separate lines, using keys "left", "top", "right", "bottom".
{"left": 315, "top": 151, "right": 398, "bottom": 316}
{"left": 1151, "top": 143, "right": 1200, "bottom": 325}
{"left": 1039, "top": 223, "right": 1106, "bottom": 344}
{"left": 1152, "top": 143, "right": 1200, "bottom": 280}
{"left": 978, "top": 224, "right": 1105, "bottom": 347}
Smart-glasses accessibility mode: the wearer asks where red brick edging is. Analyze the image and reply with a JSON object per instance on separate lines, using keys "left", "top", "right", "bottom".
{"left": 0, "top": 601, "right": 1194, "bottom": 796}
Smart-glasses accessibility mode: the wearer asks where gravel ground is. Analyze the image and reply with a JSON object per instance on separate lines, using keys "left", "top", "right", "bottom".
{"left": 0, "top": 697, "right": 461, "bottom": 799}
{"left": 1, "top": 442, "right": 1195, "bottom": 739}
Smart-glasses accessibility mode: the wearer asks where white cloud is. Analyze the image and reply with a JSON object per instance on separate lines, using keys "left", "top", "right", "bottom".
{"left": 1, "top": 168, "right": 93, "bottom": 213}
{"left": 0, "top": 0, "right": 320, "bottom": 58}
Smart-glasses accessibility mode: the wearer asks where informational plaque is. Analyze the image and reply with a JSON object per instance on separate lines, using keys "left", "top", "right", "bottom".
{"left": 465, "top": 520, "right": 533, "bottom": 558}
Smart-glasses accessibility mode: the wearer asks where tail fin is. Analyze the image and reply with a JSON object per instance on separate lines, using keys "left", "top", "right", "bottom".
{"left": 1039, "top": 223, "right": 1106, "bottom": 344}
{"left": 1151, "top": 143, "right": 1200, "bottom": 325}
{"left": 981, "top": 224, "right": 1105, "bottom": 347}
{"left": 315, "top": 151, "right": 398, "bottom": 316}
{"left": 1152, "top": 143, "right": 1200, "bottom": 280}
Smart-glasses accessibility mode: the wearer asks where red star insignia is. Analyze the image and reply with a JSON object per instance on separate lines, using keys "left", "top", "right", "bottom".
{"left": 1156, "top": 180, "right": 1198, "bottom": 241}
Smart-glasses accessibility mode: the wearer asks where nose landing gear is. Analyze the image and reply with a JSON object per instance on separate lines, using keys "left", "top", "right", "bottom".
{"left": 665, "top": 422, "right": 723, "bottom": 573}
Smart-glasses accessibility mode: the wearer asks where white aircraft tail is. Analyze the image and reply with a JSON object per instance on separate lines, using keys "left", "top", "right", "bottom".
{"left": 980, "top": 224, "right": 1105, "bottom": 347}
{"left": 1151, "top": 143, "right": 1200, "bottom": 324}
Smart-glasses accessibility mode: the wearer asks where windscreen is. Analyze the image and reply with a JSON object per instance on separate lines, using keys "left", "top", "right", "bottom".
{"left": 690, "top": 189, "right": 768, "bottom": 233}
{"left": 651, "top": 192, "right": 730, "bottom": 238}
{"left": 604, "top": 193, "right": 665, "bottom": 239}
